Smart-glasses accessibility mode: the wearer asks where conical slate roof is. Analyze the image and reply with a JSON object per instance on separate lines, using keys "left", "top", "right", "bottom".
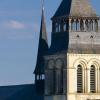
{"left": 70, "top": 0, "right": 96, "bottom": 17}
{"left": 34, "top": 6, "right": 48, "bottom": 74}
{"left": 40, "top": 8, "right": 48, "bottom": 44}
{"left": 53, "top": 0, "right": 97, "bottom": 18}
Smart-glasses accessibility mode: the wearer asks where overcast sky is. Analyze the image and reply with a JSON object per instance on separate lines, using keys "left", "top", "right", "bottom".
{"left": 0, "top": 0, "right": 99, "bottom": 86}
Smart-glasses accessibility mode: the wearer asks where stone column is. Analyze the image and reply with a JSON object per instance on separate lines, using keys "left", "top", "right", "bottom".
{"left": 96, "top": 68, "right": 98, "bottom": 93}
{"left": 99, "top": 68, "right": 100, "bottom": 93}
{"left": 84, "top": 68, "right": 87, "bottom": 93}
{"left": 75, "top": 68, "right": 77, "bottom": 93}
{"left": 97, "top": 67, "right": 99, "bottom": 93}
{"left": 69, "top": 18, "right": 72, "bottom": 32}
{"left": 61, "top": 19, "right": 64, "bottom": 32}
{"left": 87, "top": 68, "right": 90, "bottom": 93}
{"left": 83, "top": 19, "right": 86, "bottom": 32}
{"left": 83, "top": 68, "right": 85, "bottom": 93}
{"left": 78, "top": 19, "right": 80, "bottom": 32}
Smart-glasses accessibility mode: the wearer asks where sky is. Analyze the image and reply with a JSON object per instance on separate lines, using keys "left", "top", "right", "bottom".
{"left": 0, "top": 0, "right": 99, "bottom": 86}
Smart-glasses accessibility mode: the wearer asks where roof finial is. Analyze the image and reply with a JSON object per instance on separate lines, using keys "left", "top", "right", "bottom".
{"left": 41, "top": 0, "right": 44, "bottom": 11}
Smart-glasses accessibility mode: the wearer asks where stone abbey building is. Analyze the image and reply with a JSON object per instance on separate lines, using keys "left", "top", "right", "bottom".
{"left": 34, "top": 0, "right": 100, "bottom": 100}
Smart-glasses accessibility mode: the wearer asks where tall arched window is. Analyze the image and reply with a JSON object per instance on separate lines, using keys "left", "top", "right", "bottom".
{"left": 90, "top": 20, "right": 93, "bottom": 31}
{"left": 80, "top": 19, "right": 84, "bottom": 31}
{"left": 55, "top": 59, "right": 63, "bottom": 94}
{"left": 45, "top": 59, "right": 55, "bottom": 95}
{"left": 63, "top": 23, "right": 66, "bottom": 32}
{"left": 95, "top": 20, "right": 98, "bottom": 32}
{"left": 85, "top": 20, "right": 89, "bottom": 31}
{"left": 77, "top": 65, "right": 83, "bottom": 93}
{"left": 71, "top": 19, "right": 76, "bottom": 31}
{"left": 76, "top": 20, "right": 80, "bottom": 31}
{"left": 55, "top": 22, "right": 60, "bottom": 32}
{"left": 55, "top": 22, "right": 58, "bottom": 32}
{"left": 58, "top": 24, "right": 60, "bottom": 32}
{"left": 90, "top": 65, "right": 96, "bottom": 93}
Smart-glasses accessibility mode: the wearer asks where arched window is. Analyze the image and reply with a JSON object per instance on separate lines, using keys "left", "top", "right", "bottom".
{"left": 95, "top": 20, "right": 98, "bottom": 32}
{"left": 85, "top": 20, "right": 89, "bottom": 31}
{"left": 36, "top": 75, "right": 39, "bottom": 80}
{"left": 55, "top": 59, "right": 63, "bottom": 94}
{"left": 55, "top": 22, "right": 60, "bottom": 32}
{"left": 80, "top": 19, "right": 84, "bottom": 31}
{"left": 58, "top": 24, "right": 60, "bottom": 32}
{"left": 45, "top": 70, "right": 55, "bottom": 94}
{"left": 42, "top": 74, "right": 45, "bottom": 80}
{"left": 90, "top": 20, "right": 93, "bottom": 31}
{"left": 63, "top": 23, "right": 66, "bottom": 32}
{"left": 45, "top": 59, "right": 55, "bottom": 94}
{"left": 77, "top": 65, "right": 83, "bottom": 93}
{"left": 55, "top": 23, "right": 58, "bottom": 32}
{"left": 76, "top": 19, "right": 80, "bottom": 31}
{"left": 55, "top": 69, "right": 63, "bottom": 94}
{"left": 71, "top": 19, "right": 76, "bottom": 31}
{"left": 90, "top": 65, "right": 96, "bottom": 93}
{"left": 71, "top": 19, "right": 74, "bottom": 31}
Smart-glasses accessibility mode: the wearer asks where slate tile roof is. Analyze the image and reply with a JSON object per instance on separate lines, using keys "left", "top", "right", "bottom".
{"left": 0, "top": 84, "right": 43, "bottom": 100}
{"left": 70, "top": 0, "right": 96, "bottom": 17}
{"left": 53, "top": 0, "right": 97, "bottom": 18}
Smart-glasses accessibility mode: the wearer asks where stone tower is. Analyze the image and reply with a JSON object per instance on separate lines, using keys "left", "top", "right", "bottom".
{"left": 34, "top": 0, "right": 100, "bottom": 100}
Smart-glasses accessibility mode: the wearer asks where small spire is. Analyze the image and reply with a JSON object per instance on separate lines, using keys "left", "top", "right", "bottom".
{"left": 34, "top": 0, "right": 48, "bottom": 74}
{"left": 40, "top": 0, "right": 48, "bottom": 44}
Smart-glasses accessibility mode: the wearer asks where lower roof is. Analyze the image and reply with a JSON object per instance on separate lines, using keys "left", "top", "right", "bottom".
{"left": 0, "top": 84, "right": 43, "bottom": 100}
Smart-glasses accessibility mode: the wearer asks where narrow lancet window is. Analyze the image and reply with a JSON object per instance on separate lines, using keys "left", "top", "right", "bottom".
{"left": 58, "top": 24, "right": 60, "bottom": 32}
{"left": 85, "top": 20, "right": 89, "bottom": 31}
{"left": 77, "top": 65, "right": 83, "bottom": 93}
{"left": 95, "top": 20, "right": 98, "bottom": 32}
{"left": 63, "top": 23, "right": 66, "bottom": 32}
{"left": 80, "top": 19, "right": 84, "bottom": 31}
{"left": 90, "top": 65, "right": 96, "bottom": 93}
{"left": 55, "top": 59, "right": 63, "bottom": 94}
{"left": 71, "top": 19, "right": 76, "bottom": 31}
{"left": 90, "top": 20, "right": 93, "bottom": 31}
{"left": 55, "top": 22, "right": 59, "bottom": 32}
{"left": 76, "top": 20, "right": 80, "bottom": 31}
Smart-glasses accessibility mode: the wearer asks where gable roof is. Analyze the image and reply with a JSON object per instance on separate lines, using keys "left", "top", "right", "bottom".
{"left": 0, "top": 84, "right": 43, "bottom": 100}
{"left": 53, "top": 0, "right": 97, "bottom": 18}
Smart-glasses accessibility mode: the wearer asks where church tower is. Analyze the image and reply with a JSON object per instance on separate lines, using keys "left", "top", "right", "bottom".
{"left": 44, "top": 0, "right": 100, "bottom": 100}
{"left": 34, "top": 0, "right": 100, "bottom": 100}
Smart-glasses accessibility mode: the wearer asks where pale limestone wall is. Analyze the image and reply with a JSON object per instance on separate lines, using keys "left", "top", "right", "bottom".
{"left": 68, "top": 94, "right": 100, "bottom": 100}
{"left": 67, "top": 53, "right": 100, "bottom": 100}
{"left": 69, "top": 32, "right": 100, "bottom": 45}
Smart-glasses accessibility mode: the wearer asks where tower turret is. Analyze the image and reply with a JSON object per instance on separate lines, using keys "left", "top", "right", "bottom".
{"left": 34, "top": 0, "right": 48, "bottom": 94}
